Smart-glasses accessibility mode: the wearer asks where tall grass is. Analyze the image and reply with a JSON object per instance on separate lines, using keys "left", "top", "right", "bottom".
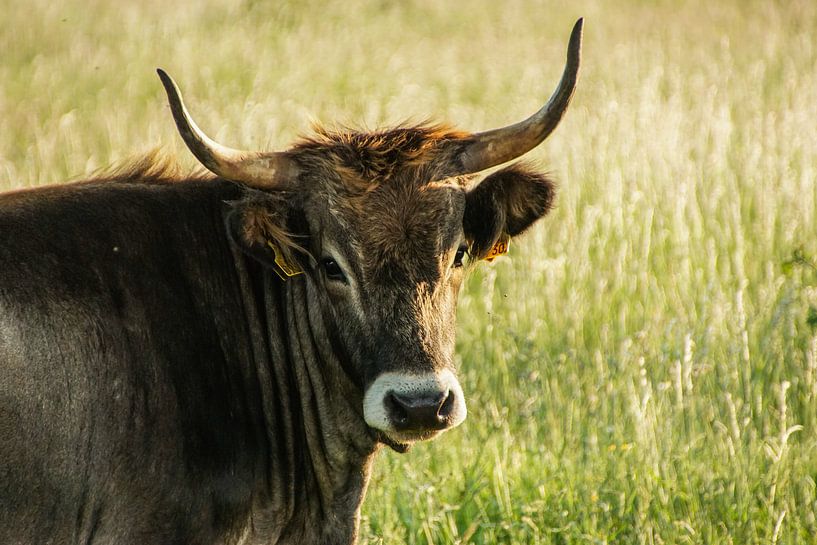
{"left": 3, "top": 0, "right": 817, "bottom": 543}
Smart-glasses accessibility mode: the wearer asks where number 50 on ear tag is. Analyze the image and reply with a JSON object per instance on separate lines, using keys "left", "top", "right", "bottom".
{"left": 484, "top": 234, "right": 510, "bottom": 262}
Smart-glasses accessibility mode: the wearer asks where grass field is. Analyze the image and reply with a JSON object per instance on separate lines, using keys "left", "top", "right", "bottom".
{"left": 3, "top": 0, "right": 817, "bottom": 543}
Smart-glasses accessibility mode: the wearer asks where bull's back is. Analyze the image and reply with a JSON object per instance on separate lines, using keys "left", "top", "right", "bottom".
{"left": 0, "top": 179, "right": 261, "bottom": 543}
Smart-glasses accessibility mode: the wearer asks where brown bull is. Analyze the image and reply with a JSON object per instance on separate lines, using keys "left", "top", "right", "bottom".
{"left": 0, "top": 19, "right": 582, "bottom": 545}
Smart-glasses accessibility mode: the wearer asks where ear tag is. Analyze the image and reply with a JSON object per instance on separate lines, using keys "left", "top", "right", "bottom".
{"left": 483, "top": 234, "right": 510, "bottom": 262}
{"left": 266, "top": 241, "right": 304, "bottom": 280}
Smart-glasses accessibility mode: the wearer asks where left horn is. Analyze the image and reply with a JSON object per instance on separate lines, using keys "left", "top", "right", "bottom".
{"left": 157, "top": 69, "right": 297, "bottom": 188}
{"left": 454, "top": 18, "right": 583, "bottom": 175}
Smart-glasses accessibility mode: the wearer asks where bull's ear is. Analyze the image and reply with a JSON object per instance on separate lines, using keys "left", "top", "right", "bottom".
{"left": 463, "top": 164, "right": 556, "bottom": 259}
{"left": 225, "top": 195, "right": 308, "bottom": 279}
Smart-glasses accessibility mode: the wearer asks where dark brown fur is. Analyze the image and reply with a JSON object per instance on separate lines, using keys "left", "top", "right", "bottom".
{"left": 0, "top": 122, "right": 557, "bottom": 545}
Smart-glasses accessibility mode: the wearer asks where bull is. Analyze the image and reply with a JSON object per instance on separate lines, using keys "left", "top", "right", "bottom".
{"left": 0, "top": 19, "right": 582, "bottom": 545}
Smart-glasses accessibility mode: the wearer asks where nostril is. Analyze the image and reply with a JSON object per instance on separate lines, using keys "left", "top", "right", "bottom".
{"left": 437, "top": 389, "right": 455, "bottom": 420}
{"left": 384, "top": 392, "right": 409, "bottom": 426}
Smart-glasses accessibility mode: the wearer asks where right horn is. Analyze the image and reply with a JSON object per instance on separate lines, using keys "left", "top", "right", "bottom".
{"left": 454, "top": 18, "right": 583, "bottom": 175}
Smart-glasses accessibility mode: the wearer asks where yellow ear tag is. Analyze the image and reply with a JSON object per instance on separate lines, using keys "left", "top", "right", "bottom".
{"left": 266, "top": 241, "right": 304, "bottom": 280}
{"left": 483, "top": 234, "right": 510, "bottom": 262}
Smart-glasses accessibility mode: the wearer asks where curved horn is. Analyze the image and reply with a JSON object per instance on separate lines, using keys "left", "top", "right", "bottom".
{"left": 156, "top": 69, "right": 297, "bottom": 188}
{"left": 455, "top": 18, "right": 583, "bottom": 175}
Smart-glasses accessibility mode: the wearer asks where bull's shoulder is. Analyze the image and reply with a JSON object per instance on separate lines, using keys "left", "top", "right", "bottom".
{"left": 0, "top": 176, "right": 243, "bottom": 305}
{"left": 0, "top": 176, "right": 241, "bottom": 246}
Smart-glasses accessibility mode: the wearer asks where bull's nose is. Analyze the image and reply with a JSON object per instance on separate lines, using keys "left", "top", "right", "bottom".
{"left": 362, "top": 370, "right": 467, "bottom": 438}
{"left": 384, "top": 389, "right": 455, "bottom": 431}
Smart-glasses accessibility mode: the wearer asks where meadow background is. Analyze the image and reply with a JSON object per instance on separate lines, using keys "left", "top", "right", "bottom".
{"left": 3, "top": 0, "right": 817, "bottom": 543}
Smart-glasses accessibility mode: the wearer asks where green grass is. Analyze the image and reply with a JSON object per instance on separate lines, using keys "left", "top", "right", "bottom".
{"left": 3, "top": 0, "right": 817, "bottom": 543}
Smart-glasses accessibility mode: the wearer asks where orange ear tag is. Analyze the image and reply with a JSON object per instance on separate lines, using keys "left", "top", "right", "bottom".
{"left": 267, "top": 241, "right": 304, "bottom": 281}
{"left": 483, "top": 234, "right": 510, "bottom": 262}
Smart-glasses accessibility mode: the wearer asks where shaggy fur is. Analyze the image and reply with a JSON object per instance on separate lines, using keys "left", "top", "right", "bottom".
{"left": 292, "top": 123, "right": 470, "bottom": 188}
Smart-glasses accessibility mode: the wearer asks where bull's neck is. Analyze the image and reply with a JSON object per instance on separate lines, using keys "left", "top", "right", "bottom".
{"left": 235, "top": 253, "right": 380, "bottom": 543}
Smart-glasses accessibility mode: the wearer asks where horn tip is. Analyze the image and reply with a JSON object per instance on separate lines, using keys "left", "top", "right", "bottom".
{"left": 570, "top": 18, "right": 584, "bottom": 47}
{"left": 567, "top": 18, "right": 584, "bottom": 66}
{"left": 156, "top": 68, "right": 176, "bottom": 93}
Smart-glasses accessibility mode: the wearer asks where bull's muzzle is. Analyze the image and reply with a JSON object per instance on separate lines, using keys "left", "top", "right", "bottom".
{"left": 363, "top": 370, "right": 467, "bottom": 442}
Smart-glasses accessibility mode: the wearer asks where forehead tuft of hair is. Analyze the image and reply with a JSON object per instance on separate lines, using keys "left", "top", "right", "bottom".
{"left": 291, "top": 123, "right": 468, "bottom": 188}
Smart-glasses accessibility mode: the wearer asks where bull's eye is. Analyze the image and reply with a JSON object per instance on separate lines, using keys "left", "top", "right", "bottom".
{"left": 322, "top": 258, "right": 347, "bottom": 282}
{"left": 453, "top": 245, "right": 468, "bottom": 268}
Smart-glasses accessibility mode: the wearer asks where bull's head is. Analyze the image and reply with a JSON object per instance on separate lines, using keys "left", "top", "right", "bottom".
{"left": 158, "top": 19, "right": 582, "bottom": 449}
